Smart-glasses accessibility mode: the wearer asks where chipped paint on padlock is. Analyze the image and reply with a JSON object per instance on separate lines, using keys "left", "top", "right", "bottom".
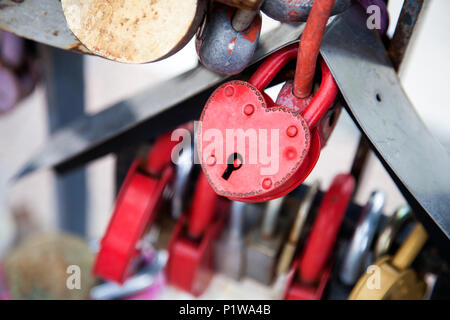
{"left": 261, "top": 0, "right": 351, "bottom": 23}
{"left": 196, "top": 4, "right": 262, "bottom": 75}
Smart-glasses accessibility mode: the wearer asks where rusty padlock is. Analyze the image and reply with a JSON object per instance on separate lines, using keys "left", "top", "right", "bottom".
{"left": 261, "top": 0, "right": 351, "bottom": 23}
{"left": 196, "top": 3, "right": 262, "bottom": 75}
{"left": 197, "top": 43, "right": 338, "bottom": 202}
{"left": 93, "top": 131, "right": 179, "bottom": 283}
{"left": 283, "top": 174, "right": 355, "bottom": 300}
{"left": 166, "top": 172, "right": 230, "bottom": 296}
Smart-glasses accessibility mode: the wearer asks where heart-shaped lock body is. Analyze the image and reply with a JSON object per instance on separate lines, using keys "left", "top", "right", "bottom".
{"left": 197, "top": 43, "right": 337, "bottom": 202}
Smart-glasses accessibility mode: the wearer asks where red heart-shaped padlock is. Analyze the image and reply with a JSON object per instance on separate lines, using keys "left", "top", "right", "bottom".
{"left": 197, "top": 43, "right": 338, "bottom": 202}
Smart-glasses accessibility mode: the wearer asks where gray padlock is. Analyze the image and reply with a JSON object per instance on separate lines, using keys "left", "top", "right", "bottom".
{"left": 214, "top": 201, "right": 247, "bottom": 280}
{"left": 245, "top": 196, "right": 287, "bottom": 285}
{"left": 339, "top": 191, "right": 385, "bottom": 286}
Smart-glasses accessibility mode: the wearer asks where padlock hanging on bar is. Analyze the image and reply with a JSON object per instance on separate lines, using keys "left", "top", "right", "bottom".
{"left": 197, "top": 43, "right": 338, "bottom": 203}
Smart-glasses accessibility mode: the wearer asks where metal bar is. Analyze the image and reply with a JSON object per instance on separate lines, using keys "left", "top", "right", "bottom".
{"left": 12, "top": 22, "right": 310, "bottom": 179}
{"left": 388, "top": 0, "right": 425, "bottom": 71}
{"left": 321, "top": 5, "right": 450, "bottom": 243}
{"left": 350, "top": 0, "right": 426, "bottom": 194}
{"left": 40, "top": 45, "right": 88, "bottom": 237}
{"left": 0, "top": 0, "right": 89, "bottom": 54}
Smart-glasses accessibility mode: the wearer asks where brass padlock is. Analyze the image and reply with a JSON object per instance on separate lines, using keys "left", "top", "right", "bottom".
{"left": 349, "top": 223, "right": 428, "bottom": 300}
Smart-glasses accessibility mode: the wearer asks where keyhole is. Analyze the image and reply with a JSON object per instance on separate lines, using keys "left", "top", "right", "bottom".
{"left": 222, "top": 153, "right": 243, "bottom": 180}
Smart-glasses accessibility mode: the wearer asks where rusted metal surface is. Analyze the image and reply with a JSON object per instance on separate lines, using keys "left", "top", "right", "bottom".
{"left": 216, "top": 0, "right": 262, "bottom": 11}
{"left": 61, "top": 0, "right": 206, "bottom": 64}
{"left": 0, "top": 0, "right": 90, "bottom": 54}
{"left": 388, "top": 0, "right": 425, "bottom": 71}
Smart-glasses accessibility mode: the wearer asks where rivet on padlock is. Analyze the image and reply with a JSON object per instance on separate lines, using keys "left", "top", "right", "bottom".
{"left": 277, "top": 181, "right": 320, "bottom": 275}
{"left": 261, "top": 0, "right": 351, "bottom": 23}
{"left": 166, "top": 172, "right": 229, "bottom": 296}
{"left": 93, "top": 132, "right": 178, "bottom": 283}
{"left": 374, "top": 205, "right": 413, "bottom": 260}
{"left": 245, "top": 196, "right": 288, "bottom": 285}
{"left": 196, "top": 4, "right": 262, "bottom": 75}
{"left": 349, "top": 223, "right": 428, "bottom": 300}
{"left": 214, "top": 201, "right": 247, "bottom": 280}
{"left": 339, "top": 191, "right": 385, "bottom": 286}
{"left": 284, "top": 174, "right": 355, "bottom": 300}
{"left": 197, "top": 43, "right": 338, "bottom": 202}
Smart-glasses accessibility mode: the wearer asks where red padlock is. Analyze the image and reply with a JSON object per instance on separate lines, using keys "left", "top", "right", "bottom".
{"left": 166, "top": 172, "right": 229, "bottom": 296}
{"left": 93, "top": 132, "right": 179, "bottom": 283}
{"left": 197, "top": 43, "right": 338, "bottom": 202}
{"left": 284, "top": 174, "right": 355, "bottom": 300}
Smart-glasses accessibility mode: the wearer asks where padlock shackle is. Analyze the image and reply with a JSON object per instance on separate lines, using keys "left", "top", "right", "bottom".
{"left": 301, "top": 61, "right": 338, "bottom": 129}
{"left": 289, "top": 181, "right": 320, "bottom": 243}
{"left": 248, "top": 43, "right": 338, "bottom": 129}
{"left": 188, "top": 172, "right": 220, "bottom": 239}
{"left": 391, "top": 223, "right": 428, "bottom": 271}
{"left": 261, "top": 196, "right": 286, "bottom": 237}
{"left": 299, "top": 173, "right": 354, "bottom": 284}
{"left": 229, "top": 201, "right": 246, "bottom": 239}
{"left": 249, "top": 44, "right": 298, "bottom": 92}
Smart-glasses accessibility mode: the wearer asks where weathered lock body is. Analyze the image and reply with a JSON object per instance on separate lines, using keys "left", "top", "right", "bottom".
{"left": 261, "top": 0, "right": 351, "bottom": 23}
{"left": 196, "top": 4, "right": 262, "bottom": 75}
{"left": 349, "top": 223, "right": 428, "bottom": 300}
{"left": 197, "top": 43, "right": 338, "bottom": 202}
{"left": 214, "top": 201, "right": 247, "bottom": 280}
{"left": 277, "top": 181, "right": 320, "bottom": 275}
{"left": 339, "top": 191, "right": 385, "bottom": 286}
{"left": 284, "top": 174, "right": 354, "bottom": 300}
{"left": 167, "top": 172, "right": 230, "bottom": 296}
{"left": 94, "top": 132, "right": 178, "bottom": 284}
{"left": 245, "top": 196, "right": 288, "bottom": 285}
